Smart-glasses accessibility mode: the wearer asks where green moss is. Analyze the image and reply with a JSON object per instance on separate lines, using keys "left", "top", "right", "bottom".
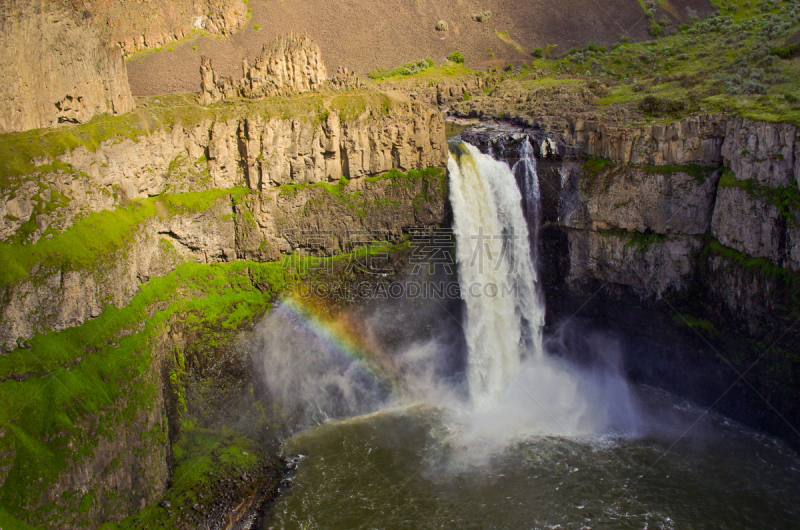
{"left": 119, "top": 427, "right": 266, "bottom": 530}
{"left": 582, "top": 157, "right": 615, "bottom": 178}
{"left": 672, "top": 313, "right": 721, "bottom": 338}
{"left": 718, "top": 169, "right": 800, "bottom": 223}
{"left": 0, "top": 188, "right": 249, "bottom": 288}
{"left": 0, "top": 258, "right": 292, "bottom": 524}
{"left": 624, "top": 231, "right": 669, "bottom": 251}
{"left": 643, "top": 164, "right": 717, "bottom": 183}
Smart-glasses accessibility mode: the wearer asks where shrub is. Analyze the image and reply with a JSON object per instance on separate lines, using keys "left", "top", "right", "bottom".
{"left": 532, "top": 47, "right": 544, "bottom": 58}
{"left": 436, "top": 20, "right": 449, "bottom": 31}
{"left": 192, "top": 45, "right": 198, "bottom": 50}
{"left": 472, "top": 11, "right": 491, "bottom": 22}
{"left": 649, "top": 23, "right": 663, "bottom": 37}
{"left": 253, "top": 24, "right": 260, "bottom": 30}
{"left": 639, "top": 95, "right": 686, "bottom": 116}
{"left": 447, "top": 50, "right": 465, "bottom": 63}
{"left": 771, "top": 43, "right": 800, "bottom": 59}
{"left": 785, "top": 93, "right": 799, "bottom": 104}
{"left": 505, "top": 62, "right": 513, "bottom": 72}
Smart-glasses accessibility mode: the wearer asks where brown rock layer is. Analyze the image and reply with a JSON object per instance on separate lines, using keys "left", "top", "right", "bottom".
{"left": 0, "top": 0, "right": 134, "bottom": 133}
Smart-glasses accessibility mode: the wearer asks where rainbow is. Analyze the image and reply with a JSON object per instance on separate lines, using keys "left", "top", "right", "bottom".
{"left": 278, "top": 296, "right": 401, "bottom": 396}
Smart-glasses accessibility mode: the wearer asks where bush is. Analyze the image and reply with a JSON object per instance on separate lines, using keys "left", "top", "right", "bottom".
{"left": 253, "top": 24, "right": 260, "bottom": 30}
{"left": 447, "top": 50, "right": 465, "bottom": 63}
{"left": 771, "top": 43, "right": 800, "bottom": 59}
{"left": 532, "top": 47, "right": 544, "bottom": 58}
{"left": 649, "top": 23, "right": 663, "bottom": 37}
{"left": 436, "top": 20, "right": 449, "bottom": 31}
{"left": 639, "top": 95, "right": 686, "bottom": 116}
{"left": 472, "top": 11, "right": 491, "bottom": 22}
{"left": 505, "top": 63, "right": 513, "bottom": 72}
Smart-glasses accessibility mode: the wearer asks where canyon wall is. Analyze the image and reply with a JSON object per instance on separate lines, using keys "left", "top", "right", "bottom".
{"left": 0, "top": 0, "right": 134, "bottom": 133}
{"left": 0, "top": 87, "right": 448, "bottom": 527}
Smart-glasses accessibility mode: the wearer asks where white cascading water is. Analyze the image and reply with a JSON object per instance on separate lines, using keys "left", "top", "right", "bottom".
{"left": 448, "top": 141, "right": 545, "bottom": 409}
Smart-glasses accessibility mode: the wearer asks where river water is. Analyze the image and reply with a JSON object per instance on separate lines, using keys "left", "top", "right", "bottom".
{"left": 266, "top": 392, "right": 800, "bottom": 529}
{"left": 258, "top": 140, "right": 800, "bottom": 529}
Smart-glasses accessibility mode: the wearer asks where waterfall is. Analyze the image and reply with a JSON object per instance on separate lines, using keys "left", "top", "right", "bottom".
{"left": 448, "top": 140, "right": 545, "bottom": 409}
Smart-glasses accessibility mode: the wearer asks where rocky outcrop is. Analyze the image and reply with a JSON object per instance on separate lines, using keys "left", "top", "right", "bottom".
{"left": 711, "top": 184, "right": 800, "bottom": 272}
{"left": 722, "top": 118, "right": 799, "bottom": 187}
{"left": 0, "top": 197, "right": 236, "bottom": 351}
{"left": 558, "top": 163, "right": 720, "bottom": 235}
{"left": 88, "top": 0, "right": 247, "bottom": 56}
{"left": 0, "top": 0, "right": 134, "bottom": 133}
{"left": 565, "top": 230, "right": 703, "bottom": 299}
{"left": 0, "top": 97, "right": 446, "bottom": 244}
{"left": 235, "top": 171, "right": 447, "bottom": 263}
{"left": 200, "top": 33, "right": 329, "bottom": 104}
{"left": 380, "top": 74, "right": 487, "bottom": 109}
{"left": 0, "top": 165, "right": 447, "bottom": 350}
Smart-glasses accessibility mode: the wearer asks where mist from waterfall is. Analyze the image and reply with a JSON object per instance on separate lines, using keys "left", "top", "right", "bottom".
{"left": 250, "top": 138, "right": 644, "bottom": 453}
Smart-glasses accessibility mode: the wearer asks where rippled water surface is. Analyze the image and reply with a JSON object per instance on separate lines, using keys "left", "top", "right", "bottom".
{"left": 265, "top": 389, "right": 800, "bottom": 529}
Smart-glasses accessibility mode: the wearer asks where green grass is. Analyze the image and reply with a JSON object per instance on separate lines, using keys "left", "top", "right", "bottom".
{"left": 478, "top": 0, "right": 800, "bottom": 126}
{"left": 0, "top": 188, "right": 250, "bottom": 289}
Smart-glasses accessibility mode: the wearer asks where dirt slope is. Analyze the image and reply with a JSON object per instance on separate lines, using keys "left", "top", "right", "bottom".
{"left": 126, "top": 0, "right": 716, "bottom": 96}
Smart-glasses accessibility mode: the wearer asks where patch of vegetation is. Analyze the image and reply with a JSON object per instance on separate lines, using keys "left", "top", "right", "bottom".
{"left": 495, "top": 30, "right": 524, "bottom": 53}
{"left": 582, "top": 157, "right": 615, "bottom": 178}
{"left": 367, "top": 59, "right": 435, "bottom": 80}
{"left": 672, "top": 313, "right": 721, "bottom": 338}
{"left": 649, "top": 23, "right": 663, "bottom": 37}
{"left": 643, "top": 164, "right": 717, "bottom": 183}
{"left": 0, "top": 258, "right": 292, "bottom": 526}
{"left": 436, "top": 20, "right": 449, "bottom": 32}
{"left": 0, "top": 188, "right": 250, "bottom": 288}
{"left": 625, "top": 231, "right": 669, "bottom": 251}
{"left": 472, "top": 11, "right": 491, "bottom": 22}
{"left": 638, "top": 95, "right": 686, "bottom": 116}
{"left": 447, "top": 50, "right": 466, "bottom": 64}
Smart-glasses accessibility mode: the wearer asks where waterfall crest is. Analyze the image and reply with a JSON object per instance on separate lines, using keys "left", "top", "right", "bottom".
{"left": 448, "top": 141, "right": 544, "bottom": 409}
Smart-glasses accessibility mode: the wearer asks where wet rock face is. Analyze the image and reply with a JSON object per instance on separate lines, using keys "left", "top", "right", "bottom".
{"left": 0, "top": 0, "right": 134, "bottom": 133}
{"left": 565, "top": 231, "right": 703, "bottom": 299}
